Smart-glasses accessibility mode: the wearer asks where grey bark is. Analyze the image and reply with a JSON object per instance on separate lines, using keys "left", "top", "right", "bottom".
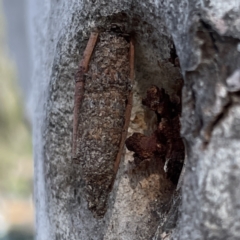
{"left": 28, "top": 0, "right": 240, "bottom": 239}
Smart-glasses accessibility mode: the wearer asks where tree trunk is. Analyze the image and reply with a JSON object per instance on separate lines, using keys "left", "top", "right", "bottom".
{"left": 29, "top": 0, "right": 240, "bottom": 239}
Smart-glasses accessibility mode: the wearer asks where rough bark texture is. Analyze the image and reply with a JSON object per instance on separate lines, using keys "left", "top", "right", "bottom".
{"left": 29, "top": 0, "right": 240, "bottom": 239}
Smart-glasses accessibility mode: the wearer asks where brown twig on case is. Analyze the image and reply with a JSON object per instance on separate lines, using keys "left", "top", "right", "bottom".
{"left": 113, "top": 38, "right": 135, "bottom": 175}
{"left": 72, "top": 32, "right": 99, "bottom": 160}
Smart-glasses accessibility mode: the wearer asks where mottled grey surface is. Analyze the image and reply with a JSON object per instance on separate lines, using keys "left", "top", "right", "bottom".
{"left": 28, "top": 0, "right": 240, "bottom": 239}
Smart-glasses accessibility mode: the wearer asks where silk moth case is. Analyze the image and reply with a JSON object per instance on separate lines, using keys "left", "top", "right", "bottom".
{"left": 72, "top": 31, "right": 134, "bottom": 217}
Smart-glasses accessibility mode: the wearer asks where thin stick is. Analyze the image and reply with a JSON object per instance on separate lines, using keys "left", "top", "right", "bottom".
{"left": 113, "top": 38, "right": 135, "bottom": 175}
{"left": 72, "top": 32, "right": 99, "bottom": 160}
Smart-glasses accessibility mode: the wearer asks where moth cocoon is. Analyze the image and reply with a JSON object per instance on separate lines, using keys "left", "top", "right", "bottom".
{"left": 73, "top": 31, "right": 134, "bottom": 217}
